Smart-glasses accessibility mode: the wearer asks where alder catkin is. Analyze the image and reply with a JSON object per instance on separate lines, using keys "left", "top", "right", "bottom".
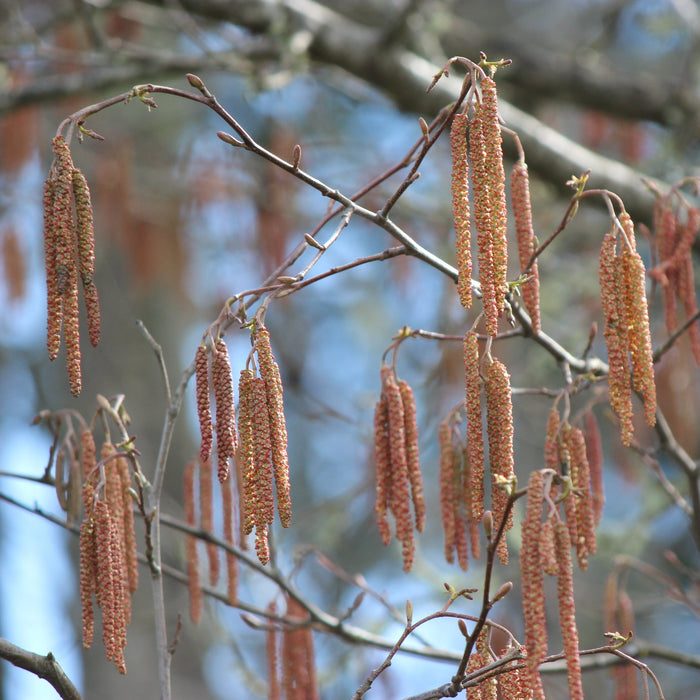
{"left": 464, "top": 332, "right": 485, "bottom": 522}
{"left": 195, "top": 345, "right": 213, "bottom": 463}
{"left": 221, "top": 472, "right": 238, "bottom": 604}
{"left": 554, "top": 519, "right": 584, "bottom": 700}
{"left": 511, "top": 160, "right": 541, "bottom": 334}
{"left": 450, "top": 112, "right": 473, "bottom": 308}
{"left": 238, "top": 368, "right": 256, "bottom": 536}
{"left": 439, "top": 420, "right": 457, "bottom": 565}
{"left": 484, "top": 357, "right": 515, "bottom": 564}
{"left": 72, "top": 167, "right": 101, "bottom": 347}
{"left": 212, "top": 338, "right": 236, "bottom": 482}
{"left": 199, "top": 456, "right": 220, "bottom": 586}
{"left": 398, "top": 379, "right": 425, "bottom": 533}
{"left": 568, "top": 425, "right": 597, "bottom": 569}
{"left": 79, "top": 510, "right": 97, "bottom": 648}
{"left": 43, "top": 176, "right": 63, "bottom": 361}
{"left": 255, "top": 327, "right": 291, "bottom": 528}
{"left": 520, "top": 470, "right": 548, "bottom": 689}
{"left": 583, "top": 410, "right": 605, "bottom": 525}
{"left": 373, "top": 392, "right": 392, "bottom": 546}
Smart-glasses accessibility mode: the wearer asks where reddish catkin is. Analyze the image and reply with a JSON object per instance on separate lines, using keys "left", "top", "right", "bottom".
{"left": 544, "top": 406, "right": 561, "bottom": 471}
{"left": 450, "top": 112, "right": 473, "bottom": 308}
{"left": 116, "top": 454, "right": 138, "bottom": 595}
{"left": 72, "top": 167, "right": 101, "bottom": 347}
{"left": 568, "top": 425, "right": 597, "bottom": 569}
{"left": 583, "top": 410, "right": 605, "bottom": 525}
{"left": 251, "top": 376, "right": 274, "bottom": 564}
{"left": 199, "top": 457, "right": 220, "bottom": 586}
{"left": 558, "top": 425, "right": 579, "bottom": 552}
{"left": 195, "top": 345, "right": 213, "bottom": 463}
{"left": 521, "top": 471, "right": 547, "bottom": 689}
{"left": 480, "top": 76, "right": 509, "bottom": 329}
{"left": 43, "top": 176, "right": 63, "bottom": 361}
{"left": 484, "top": 357, "right": 515, "bottom": 564}
{"left": 554, "top": 519, "right": 584, "bottom": 700}
{"left": 79, "top": 510, "right": 97, "bottom": 649}
{"left": 373, "top": 392, "right": 392, "bottom": 546}
{"left": 255, "top": 327, "right": 292, "bottom": 528}
{"left": 282, "top": 597, "right": 320, "bottom": 700}
{"left": 382, "top": 365, "right": 415, "bottom": 571}
{"left": 183, "top": 460, "right": 202, "bottom": 624}
{"left": 237, "top": 368, "right": 256, "bottom": 536}
{"left": 439, "top": 420, "right": 457, "bottom": 565}
{"left": 511, "top": 160, "right": 541, "bottom": 334}
{"left": 462, "top": 441, "right": 481, "bottom": 562}
{"left": 600, "top": 225, "right": 634, "bottom": 445}
{"left": 539, "top": 515, "right": 559, "bottom": 577}
{"left": 677, "top": 249, "right": 700, "bottom": 366}
{"left": 212, "top": 338, "right": 237, "bottom": 482}
{"left": 398, "top": 379, "right": 426, "bottom": 532}
{"left": 221, "top": 473, "right": 238, "bottom": 604}
{"left": 464, "top": 332, "right": 485, "bottom": 522}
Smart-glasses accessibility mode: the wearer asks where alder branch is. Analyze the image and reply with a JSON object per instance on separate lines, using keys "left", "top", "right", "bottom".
{"left": 0, "top": 638, "right": 82, "bottom": 700}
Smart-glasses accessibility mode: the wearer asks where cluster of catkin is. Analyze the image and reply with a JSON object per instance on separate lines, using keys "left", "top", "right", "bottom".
{"left": 544, "top": 407, "right": 599, "bottom": 570}
{"left": 599, "top": 212, "right": 656, "bottom": 446}
{"left": 438, "top": 411, "right": 481, "bottom": 571}
{"left": 373, "top": 364, "right": 426, "bottom": 572}
{"left": 266, "top": 597, "right": 319, "bottom": 700}
{"left": 194, "top": 326, "right": 291, "bottom": 567}
{"left": 520, "top": 469, "right": 583, "bottom": 700}
{"left": 43, "top": 135, "right": 101, "bottom": 396}
{"left": 451, "top": 74, "right": 542, "bottom": 338}
{"left": 183, "top": 457, "right": 238, "bottom": 624}
{"left": 648, "top": 195, "right": 700, "bottom": 365}
{"left": 461, "top": 332, "right": 515, "bottom": 565}
{"left": 79, "top": 434, "right": 138, "bottom": 674}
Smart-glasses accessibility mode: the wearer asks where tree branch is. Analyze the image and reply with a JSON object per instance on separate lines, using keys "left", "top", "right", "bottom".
{"left": 0, "top": 638, "right": 82, "bottom": 700}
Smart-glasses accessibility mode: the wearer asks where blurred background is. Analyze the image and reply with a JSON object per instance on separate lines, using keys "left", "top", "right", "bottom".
{"left": 0, "top": 0, "right": 699, "bottom": 698}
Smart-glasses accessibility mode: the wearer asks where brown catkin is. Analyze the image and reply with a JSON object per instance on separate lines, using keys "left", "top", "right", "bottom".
{"left": 116, "top": 454, "right": 138, "bottom": 595}
{"left": 511, "top": 160, "right": 541, "bottom": 334}
{"left": 373, "top": 393, "right": 392, "bottom": 546}
{"left": 251, "top": 376, "right": 274, "bottom": 564}
{"left": 600, "top": 224, "right": 633, "bottom": 445}
{"left": 464, "top": 332, "right": 485, "bottom": 522}
{"left": 544, "top": 406, "right": 561, "bottom": 471}
{"left": 480, "top": 76, "right": 508, "bottom": 333}
{"left": 79, "top": 510, "right": 97, "bottom": 648}
{"left": 554, "top": 519, "right": 583, "bottom": 700}
{"left": 72, "top": 167, "right": 100, "bottom": 347}
{"left": 195, "top": 345, "right": 213, "bottom": 463}
{"left": 398, "top": 379, "right": 425, "bottom": 532}
{"left": 521, "top": 471, "right": 548, "bottom": 689}
{"left": 484, "top": 357, "right": 515, "bottom": 564}
{"left": 677, "top": 248, "right": 700, "bottom": 366}
{"left": 450, "top": 112, "right": 473, "bottom": 308}
{"left": 583, "top": 410, "right": 605, "bottom": 525}
{"left": 539, "top": 515, "right": 559, "bottom": 576}
{"left": 183, "top": 460, "right": 202, "bottom": 624}
{"left": 382, "top": 365, "right": 414, "bottom": 571}
{"left": 439, "top": 420, "right": 457, "bottom": 565}
{"left": 282, "top": 597, "right": 320, "bottom": 700}
{"left": 255, "top": 327, "right": 291, "bottom": 528}
{"left": 238, "top": 369, "right": 256, "bottom": 536}
{"left": 266, "top": 602, "right": 281, "bottom": 700}
{"left": 199, "top": 457, "right": 220, "bottom": 586}
{"left": 212, "top": 338, "right": 236, "bottom": 482}
{"left": 558, "top": 424, "right": 579, "bottom": 551}
{"left": 43, "top": 176, "right": 63, "bottom": 361}
{"left": 568, "top": 425, "right": 597, "bottom": 569}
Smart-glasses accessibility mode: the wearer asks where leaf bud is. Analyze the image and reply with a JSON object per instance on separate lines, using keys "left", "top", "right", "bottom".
{"left": 492, "top": 581, "right": 513, "bottom": 603}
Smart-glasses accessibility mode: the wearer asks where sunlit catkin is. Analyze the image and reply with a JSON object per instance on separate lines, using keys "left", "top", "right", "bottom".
{"left": 43, "top": 176, "right": 62, "bottom": 361}
{"left": 439, "top": 420, "right": 457, "bottom": 565}
{"left": 251, "top": 376, "right": 275, "bottom": 555}
{"left": 511, "top": 160, "right": 541, "bottom": 334}
{"left": 464, "top": 332, "right": 485, "bottom": 522}
{"left": 484, "top": 357, "right": 515, "bottom": 564}
{"left": 520, "top": 470, "right": 547, "bottom": 689}
{"left": 255, "top": 327, "right": 291, "bottom": 528}
{"left": 373, "top": 392, "right": 392, "bottom": 546}
{"left": 554, "top": 519, "right": 584, "bottom": 700}
{"left": 450, "top": 112, "right": 472, "bottom": 308}
{"left": 398, "top": 379, "right": 425, "bottom": 532}
{"left": 567, "top": 425, "right": 597, "bottom": 569}
{"left": 212, "top": 338, "right": 236, "bottom": 482}
{"left": 195, "top": 345, "right": 213, "bottom": 463}
{"left": 238, "top": 368, "right": 255, "bottom": 536}
{"left": 72, "top": 167, "right": 100, "bottom": 347}
{"left": 599, "top": 224, "right": 633, "bottom": 445}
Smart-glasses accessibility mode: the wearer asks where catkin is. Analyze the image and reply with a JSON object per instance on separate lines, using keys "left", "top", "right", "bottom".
{"left": 282, "top": 596, "right": 320, "bottom": 700}
{"left": 439, "top": 420, "right": 457, "bottom": 565}
{"left": 255, "top": 327, "right": 292, "bottom": 528}
{"left": 195, "top": 345, "right": 213, "bottom": 463}
{"left": 554, "top": 519, "right": 584, "bottom": 700}
{"left": 221, "top": 472, "right": 238, "bottom": 604}
{"left": 583, "top": 410, "right": 605, "bottom": 525}
{"left": 199, "top": 456, "right": 220, "bottom": 586}
{"left": 43, "top": 177, "right": 63, "bottom": 361}
{"left": 464, "top": 332, "right": 485, "bottom": 522}
{"left": 398, "top": 379, "right": 425, "bottom": 532}
{"left": 511, "top": 160, "right": 541, "bottom": 333}
{"left": 520, "top": 470, "right": 548, "bottom": 689}
{"left": 373, "top": 393, "right": 392, "bottom": 546}
{"left": 238, "top": 368, "right": 255, "bottom": 537}
{"left": 212, "top": 338, "right": 237, "bottom": 482}
{"left": 484, "top": 357, "right": 515, "bottom": 564}
{"left": 567, "top": 425, "right": 597, "bottom": 569}
{"left": 450, "top": 112, "right": 472, "bottom": 308}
